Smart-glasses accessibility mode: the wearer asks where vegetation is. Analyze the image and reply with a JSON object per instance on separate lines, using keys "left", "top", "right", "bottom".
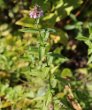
{"left": 0, "top": 0, "right": 92, "bottom": 110}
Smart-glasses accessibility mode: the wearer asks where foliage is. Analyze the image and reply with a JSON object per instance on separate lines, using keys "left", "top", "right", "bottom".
{"left": 0, "top": 0, "right": 92, "bottom": 110}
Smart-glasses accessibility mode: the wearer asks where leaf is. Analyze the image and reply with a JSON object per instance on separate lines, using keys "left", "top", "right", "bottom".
{"left": 61, "top": 68, "right": 73, "bottom": 78}
{"left": 88, "top": 48, "right": 92, "bottom": 55}
{"left": 46, "top": 28, "right": 56, "bottom": 33}
{"left": 25, "top": 91, "right": 35, "bottom": 98}
{"left": 0, "top": 101, "right": 12, "bottom": 109}
{"left": 16, "top": 16, "right": 41, "bottom": 28}
{"left": 51, "top": 77, "right": 57, "bottom": 88}
{"left": 47, "top": 54, "right": 54, "bottom": 65}
{"left": 39, "top": 46, "right": 45, "bottom": 61}
{"left": 56, "top": 92, "right": 65, "bottom": 99}
{"left": 89, "top": 24, "right": 92, "bottom": 34}
{"left": 0, "top": 84, "right": 9, "bottom": 96}
{"left": 29, "top": 67, "right": 50, "bottom": 78}
{"left": 88, "top": 55, "right": 92, "bottom": 64}
{"left": 76, "top": 33, "right": 88, "bottom": 41}
{"left": 0, "top": 0, "right": 6, "bottom": 9}
{"left": 37, "top": 87, "right": 47, "bottom": 97}
{"left": 20, "top": 28, "right": 39, "bottom": 33}
{"left": 64, "top": 25, "right": 76, "bottom": 30}
{"left": 44, "top": 31, "right": 50, "bottom": 41}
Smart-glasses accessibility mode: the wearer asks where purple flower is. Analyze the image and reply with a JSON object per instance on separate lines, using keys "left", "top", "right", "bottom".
{"left": 29, "top": 5, "right": 43, "bottom": 19}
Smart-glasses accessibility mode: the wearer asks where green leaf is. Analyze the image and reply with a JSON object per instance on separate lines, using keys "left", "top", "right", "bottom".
{"left": 64, "top": 25, "right": 76, "bottom": 30}
{"left": 20, "top": 28, "right": 39, "bottom": 33}
{"left": 88, "top": 48, "right": 92, "bottom": 55}
{"left": 44, "top": 31, "right": 50, "bottom": 41}
{"left": 88, "top": 55, "right": 92, "bottom": 64}
{"left": 37, "top": 87, "right": 47, "bottom": 97}
{"left": 46, "top": 28, "right": 56, "bottom": 33}
{"left": 51, "top": 77, "right": 57, "bottom": 88}
{"left": 76, "top": 33, "right": 88, "bottom": 41}
{"left": 61, "top": 68, "right": 73, "bottom": 78}
{"left": 89, "top": 24, "right": 92, "bottom": 34}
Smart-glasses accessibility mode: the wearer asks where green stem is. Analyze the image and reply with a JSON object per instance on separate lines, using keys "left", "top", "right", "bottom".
{"left": 35, "top": 18, "right": 40, "bottom": 28}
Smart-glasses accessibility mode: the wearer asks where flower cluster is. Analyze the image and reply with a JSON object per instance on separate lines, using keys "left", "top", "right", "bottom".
{"left": 29, "top": 5, "right": 43, "bottom": 19}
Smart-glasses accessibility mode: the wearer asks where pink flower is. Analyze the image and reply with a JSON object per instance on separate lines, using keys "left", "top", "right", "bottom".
{"left": 29, "top": 5, "right": 43, "bottom": 19}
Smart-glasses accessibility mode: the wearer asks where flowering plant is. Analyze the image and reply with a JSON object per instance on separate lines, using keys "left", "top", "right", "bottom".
{"left": 19, "top": 5, "right": 68, "bottom": 110}
{"left": 0, "top": 1, "right": 91, "bottom": 109}
{"left": 29, "top": 5, "right": 43, "bottom": 19}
